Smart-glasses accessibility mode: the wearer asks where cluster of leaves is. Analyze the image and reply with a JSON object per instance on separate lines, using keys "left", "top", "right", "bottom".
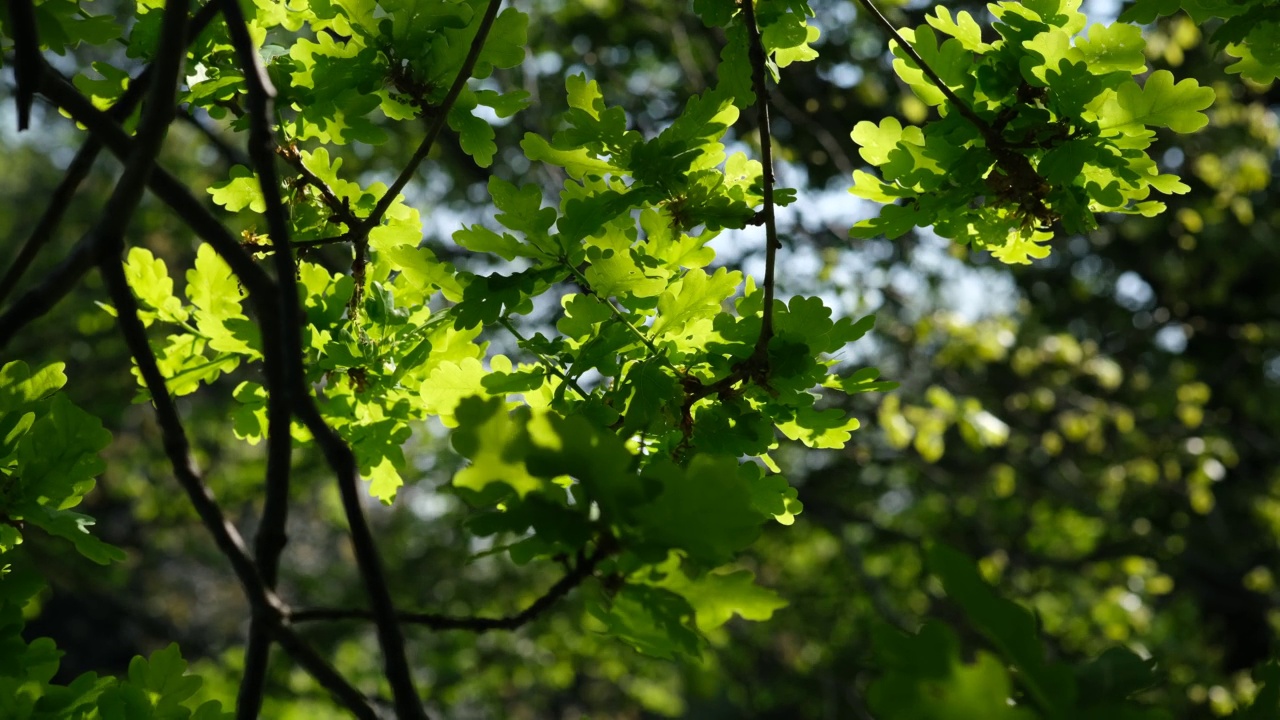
{"left": 1121, "top": 0, "right": 1280, "bottom": 84}
{"left": 870, "top": 545, "right": 1280, "bottom": 719}
{"left": 850, "top": 0, "right": 1214, "bottom": 263}
{"left": 97, "top": 0, "right": 894, "bottom": 661}
{"left": 0, "top": 361, "right": 225, "bottom": 717}
{"left": 1, "top": 0, "right": 1272, "bottom": 714}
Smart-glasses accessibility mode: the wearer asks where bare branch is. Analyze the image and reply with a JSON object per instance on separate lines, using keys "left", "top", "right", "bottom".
{"left": 0, "top": 140, "right": 102, "bottom": 309}
{"left": 277, "top": 145, "right": 359, "bottom": 226}
{"left": 99, "top": 257, "right": 381, "bottom": 719}
{"left": 739, "top": 0, "right": 781, "bottom": 358}
{"left": 292, "top": 395, "right": 428, "bottom": 718}
{"left": 0, "top": 1, "right": 225, "bottom": 340}
{"left": 353, "top": 0, "right": 505, "bottom": 240}
{"left": 8, "top": 0, "right": 41, "bottom": 130}
{"left": 216, "top": 1, "right": 318, "bottom": 715}
{"left": 292, "top": 543, "right": 612, "bottom": 631}
{"left": 853, "top": 0, "right": 997, "bottom": 142}
{"left": 178, "top": 108, "right": 252, "bottom": 167}
{"left": 220, "top": 0, "right": 427, "bottom": 714}
{"left": 35, "top": 67, "right": 274, "bottom": 299}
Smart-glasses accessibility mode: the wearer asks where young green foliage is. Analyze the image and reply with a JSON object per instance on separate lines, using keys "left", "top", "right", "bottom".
{"left": 850, "top": 0, "right": 1214, "bottom": 263}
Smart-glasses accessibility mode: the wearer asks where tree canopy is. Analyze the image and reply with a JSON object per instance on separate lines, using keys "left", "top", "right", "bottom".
{"left": 1, "top": 0, "right": 1279, "bottom": 717}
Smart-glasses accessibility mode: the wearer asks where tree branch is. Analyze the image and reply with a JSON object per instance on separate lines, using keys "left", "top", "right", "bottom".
{"left": 291, "top": 543, "right": 611, "bottom": 631}
{"left": 2, "top": 0, "right": 190, "bottom": 346}
{"left": 218, "top": 1, "right": 383, "bottom": 716}
{"left": 853, "top": 0, "right": 997, "bottom": 142}
{"left": 99, "top": 257, "right": 380, "bottom": 720}
{"left": 222, "top": 2, "right": 429, "bottom": 712}
{"left": 35, "top": 66, "right": 274, "bottom": 298}
{"left": 8, "top": 0, "right": 41, "bottom": 131}
{"left": 277, "top": 144, "right": 359, "bottom": 227}
{"left": 178, "top": 107, "right": 252, "bottom": 167}
{"left": 0, "top": 1, "right": 225, "bottom": 338}
{"left": 290, "top": 395, "right": 427, "bottom": 718}
{"left": 739, "top": 0, "right": 781, "bottom": 358}
{"left": 352, "top": 0, "right": 505, "bottom": 241}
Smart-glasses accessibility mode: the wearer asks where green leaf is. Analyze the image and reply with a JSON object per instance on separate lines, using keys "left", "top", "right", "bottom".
{"left": 928, "top": 544, "right": 1078, "bottom": 711}
{"left": 869, "top": 618, "right": 1049, "bottom": 719}
{"left": 474, "top": 7, "right": 527, "bottom": 76}
{"left": 634, "top": 455, "right": 764, "bottom": 565}
{"left": 521, "top": 133, "right": 619, "bottom": 179}
{"left": 652, "top": 268, "right": 742, "bottom": 338}
{"left": 449, "top": 101, "right": 497, "bottom": 167}
{"left": 21, "top": 506, "right": 126, "bottom": 565}
{"left": 926, "top": 7, "right": 992, "bottom": 52}
{"left": 208, "top": 165, "right": 267, "bottom": 213}
{"left": 588, "top": 585, "right": 702, "bottom": 659}
{"left": 451, "top": 397, "right": 542, "bottom": 498}
{"left": 16, "top": 393, "right": 112, "bottom": 509}
{"left": 1075, "top": 23, "right": 1147, "bottom": 74}
{"left": 421, "top": 358, "right": 490, "bottom": 426}
{"left": 1093, "top": 70, "right": 1215, "bottom": 135}
{"left": 776, "top": 405, "right": 861, "bottom": 449}
{"left": 123, "top": 248, "right": 188, "bottom": 324}
{"left": 186, "top": 244, "right": 248, "bottom": 320}
{"left": 1074, "top": 647, "right": 1161, "bottom": 704}
{"left": 657, "top": 566, "right": 788, "bottom": 631}
{"left": 1236, "top": 662, "right": 1280, "bottom": 719}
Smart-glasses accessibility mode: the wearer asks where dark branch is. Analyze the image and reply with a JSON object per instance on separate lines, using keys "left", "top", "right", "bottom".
{"left": 36, "top": 66, "right": 274, "bottom": 299}
{"left": 0, "top": 137, "right": 102, "bottom": 311}
{"left": 178, "top": 107, "right": 252, "bottom": 167}
{"left": 217, "top": 1, "right": 318, "bottom": 716}
{"left": 739, "top": 0, "right": 780, "bottom": 356}
{"left": 853, "top": 0, "right": 997, "bottom": 142}
{"left": 291, "top": 395, "right": 427, "bottom": 718}
{"left": 291, "top": 544, "right": 611, "bottom": 631}
{"left": 353, "top": 0, "right": 505, "bottom": 240}
{"left": 277, "top": 144, "right": 358, "bottom": 227}
{"left": 221, "top": 1, "right": 427, "bottom": 713}
{"left": 100, "top": 256, "right": 379, "bottom": 720}
{"left": 0, "top": 1, "right": 225, "bottom": 342}
{"left": 8, "top": 0, "right": 41, "bottom": 130}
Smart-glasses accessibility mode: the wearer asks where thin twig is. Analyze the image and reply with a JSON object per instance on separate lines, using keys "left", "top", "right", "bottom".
{"left": 291, "top": 543, "right": 611, "bottom": 631}
{"left": 739, "top": 0, "right": 781, "bottom": 358}
{"left": 36, "top": 66, "right": 274, "bottom": 297}
{"left": 276, "top": 145, "right": 359, "bottom": 226}
{"left": 99, "top": 258, "right": 381, "bottom": 719}
{"left": 352, "top": 0, "right": 505, "bottom": 241}
{"left": 3, "top": 0, "right": 190, "bottom": 347}
{"left": 178, "top": 107, "right": 251, "bottom": 167}
{"left": 0, "top": 229, "right": 103, "bottom": 351}
{"left": 0, "top": 1, "right": 225, "bottom": 333}
{"left": 291, "top": 234, "right": 352, "bottom": 249}
{"left": 771, "top": 92, "right": 855, "bottom": 178}
{"left": 853, "top": 0, "right": 997, "bottom": 142}
{"left": 497, "top": 316, "right": 590, "bottom": 400}
{"left": 0, "top": 139, "right": 103, "bottom": 310}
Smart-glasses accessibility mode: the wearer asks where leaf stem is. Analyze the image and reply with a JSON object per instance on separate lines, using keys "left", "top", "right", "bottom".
{"left": 739, "top": 0, "right": 781, "bottom": 358}
{"left": 291, "top": 542, "right": 613, "bottom": 631}
{"left": 853, "top": 0, "right": 998, "bottom": 143}
{"left": 221, "top": 0, "right": 427, "bottom": 715}
{"left": 497, "top": 316, "right": 591, "bottom": 400}
{"left": 354, "top": 0, "right": 505, "bottom": 240}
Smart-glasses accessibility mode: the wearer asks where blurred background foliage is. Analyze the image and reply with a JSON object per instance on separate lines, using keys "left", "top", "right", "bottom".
{"left": 3, "top": 0, "right": 1279, "bottom": 717}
